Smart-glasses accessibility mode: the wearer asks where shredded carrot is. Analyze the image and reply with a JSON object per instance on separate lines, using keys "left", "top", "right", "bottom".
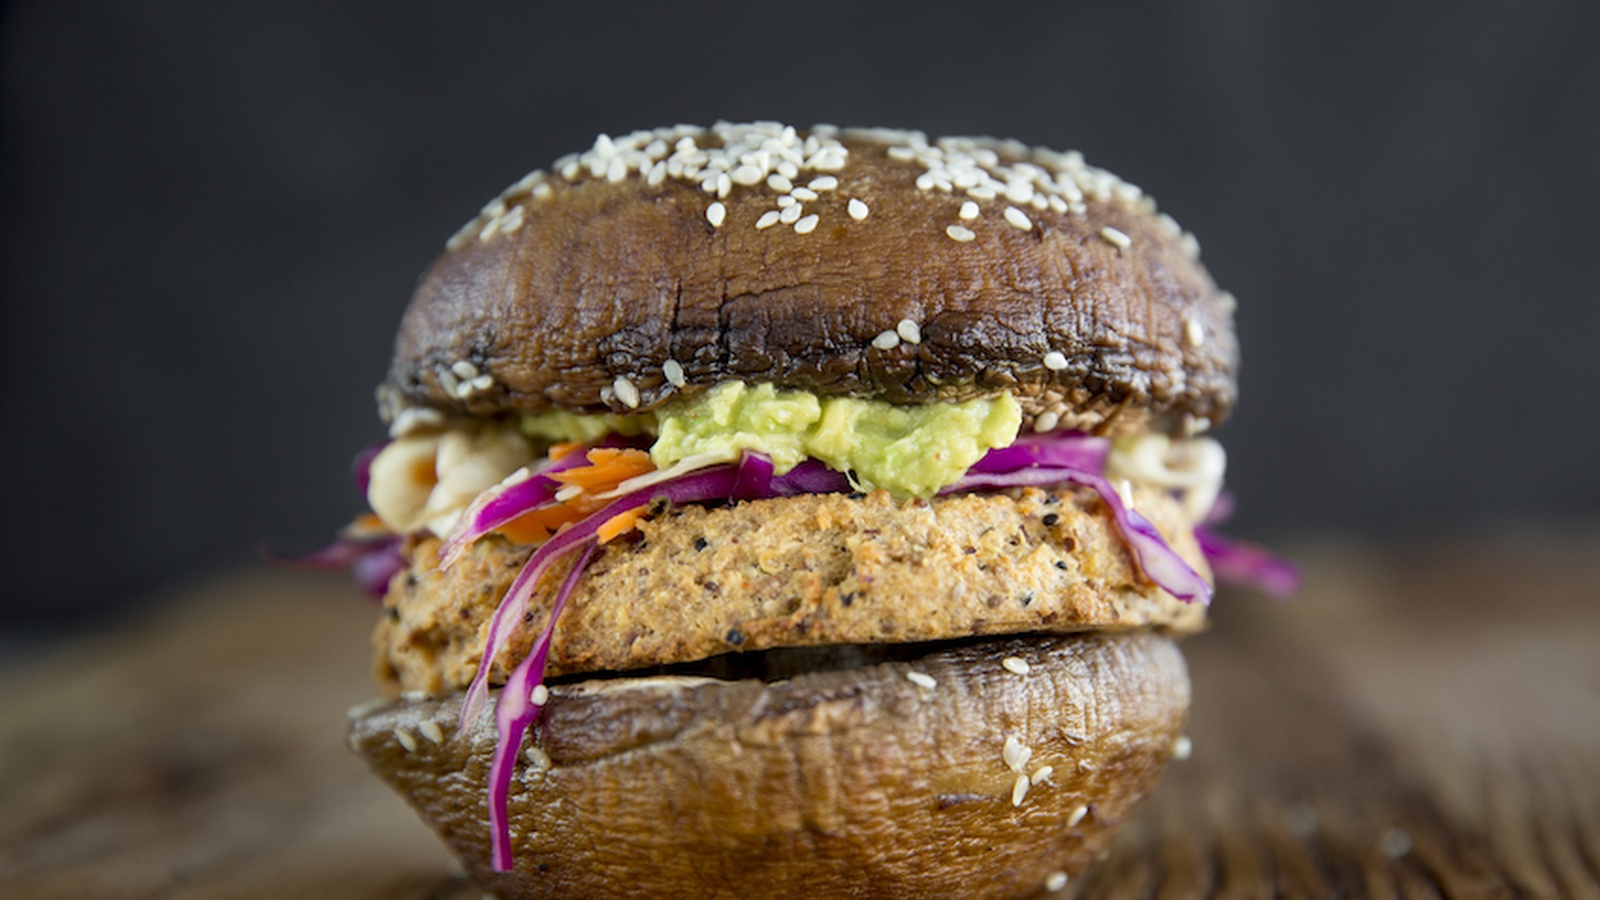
{"left": 550, "top": 448, "right": 655, "bottom": 492}
{"left": 496, "top": 504, "right": 584, "bottom": 544}
{"left": 548, "top": 441, "right": 585, "bottom": 462}
{"left": 495, "top": 446, "right": 658, "bottom": 546}
{"left": 596, "top": 507, "right": 649, "bottom": 543}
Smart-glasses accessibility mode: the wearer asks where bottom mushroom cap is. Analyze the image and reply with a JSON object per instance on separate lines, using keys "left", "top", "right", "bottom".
{"left": 351, "top": 629, "right": 1190, "bottom": 900}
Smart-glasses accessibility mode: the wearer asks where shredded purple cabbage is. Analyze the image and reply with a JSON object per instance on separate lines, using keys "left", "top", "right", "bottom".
{"left": 440, "top": 436, "right": 633, "bottom": 568}
{"left": 1192, "top": 491, "right": 1299, "bottom": 598}
{"left": 459, "top": 464, "right": 743, "bottom": 733}
{"left": 263, "top": 532, "right": 404, "bottom": 598}
{"left": 488, "top": 540, "right": 595, "bottom": 871}
{"left": 966, "top": 433, "right": 1111, "bottom": 474}
{"left": 1195, "top": 528, "right": 1299, "bottom": 599}
{"left": 943, "top": 433, "right": 1211, "bottom": 604}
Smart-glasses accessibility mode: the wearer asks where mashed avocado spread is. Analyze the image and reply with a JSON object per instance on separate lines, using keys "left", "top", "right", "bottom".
{"left": 521, "top": 382, "right": 1021, "bottom": 498}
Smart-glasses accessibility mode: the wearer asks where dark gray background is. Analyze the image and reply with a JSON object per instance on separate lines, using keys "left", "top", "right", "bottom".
{"left": 3, "top": 1, "right": 1597, "bottom": 632}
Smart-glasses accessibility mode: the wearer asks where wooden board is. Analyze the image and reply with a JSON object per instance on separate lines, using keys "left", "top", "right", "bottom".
{"left": 2, "top": 535, "right": 1598, "bottom": 898}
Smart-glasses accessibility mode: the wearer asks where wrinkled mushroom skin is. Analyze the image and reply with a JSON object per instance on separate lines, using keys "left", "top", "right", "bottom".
{"left": 386, "top": 134, "right": 1237, "bottom": 436}
{"left": 352, "top": 630, "right": 1189, "bottom": 900}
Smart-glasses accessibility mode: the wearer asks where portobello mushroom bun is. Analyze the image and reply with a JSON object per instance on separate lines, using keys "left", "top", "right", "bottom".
{"left": 331, "top": 122, "right": 1282, "bottom": 900}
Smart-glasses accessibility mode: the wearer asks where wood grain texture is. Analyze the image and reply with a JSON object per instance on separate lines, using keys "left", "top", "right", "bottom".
{"left": 2, "top": 535, "right": 1598, "bottom": 899}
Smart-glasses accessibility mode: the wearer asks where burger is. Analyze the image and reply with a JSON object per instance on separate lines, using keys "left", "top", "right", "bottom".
{"left": 329, "top": 122, "right": 1284, "bottom": 899}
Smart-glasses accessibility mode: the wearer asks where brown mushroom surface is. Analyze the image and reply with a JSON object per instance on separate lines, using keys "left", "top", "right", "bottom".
{"left": 382, "top": 125, "right": 1237, "bottom": 437}
{"left": 352, "top": 629, "right": 1190, "bottom": 900}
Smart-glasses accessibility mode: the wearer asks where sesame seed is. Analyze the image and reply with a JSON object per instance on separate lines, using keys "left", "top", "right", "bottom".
{"left": 1045, "top": 871, "right": 1069, "bottom": 892}
{"left": 469, "top": 374, "right": 493, "bottom": 392}
{"left": 706, "top": 201, "right": 726, "bottom": 227}
{"left": 1180, "top": 231, "right": 1201, "bottom": 258}
{"left": 388, "top": 407, "right": 443, "bottom": 438}
{"left": 1099, "top": 226, "right": 1132, "bottom": 249}
{"left": 394, "top": 728, "right": 418, "bottom": 753}
{"left": 1002, "top": 656, "right": 1031, "bottom": 676}
{"left": 1043, "top": 351, "right": 1068, "bottom": 371}
{"left": 438, "top": 367, "right": 460, "bottom": 395}
{"left": 755, "top": 210, "right": 781, "bottom": 230}
{"left": 959, "top": 200, "right": 979, "bottom": 220}
{"left": 454, "top": 379, "right": 477, "bottom": 399}
{"left": 605, "top": 156, "right": 627, "bottom": 183}
{"left": 731, "top": 164, "right": 763, "bottom": 186}
{"left": 1172, "top": 734, "right": 1193, "bottom": 760}
{"left": 813, "top": 149, "right": 848, "bottom": 170}
{"left": 776, "top": 195, "right": 797, "bottom": 208}
{"left": 451, "top": 360, "right": 479, "bottom": 380}
{"left": 1002, "top": 735, "right": 1032, "bottom": 772}
{"left": 1004, "top": 206, "right": 1033, "bottom": 230}
{"left": 419, "top": 721, "right": 445, "bottom": 744}
{"left": 1185, "top": 317, "right": 1205, "bottom": 347}
{"left": 1011, "top": 773, "right": 1031, "bottom": 806}
{"left": 524, "top": 746, "right": 552, "bottom": 771}
{"left": 554, "top": 484, "right": 584, "bottom": 503}
{"left": 848, "top": 198, "right": 870, "bottom": 221}
{"left": 663, "top": 359, "right": 686, "bottom": 387}
{"left": 717, "top": 173, "right": 732, "bottom": 198}
{"left": 531, "top": 684, "right": 550, "bottom": 706}
{"left": 1005, "top": 180, "right": 1034, "bottom": 204}
{"left": 346, "top": 697, "right": 392, "bottom": 719}
{"left": 915, "top": 172, "right": 936, "bottom": 191}
{"left": 1030, "top": 765, "right": 1054, "bottom": 785}
{"left": 808, "top": 175, "right": 838, "bottom": 191}
{"left": 790, "top": 187, "right": 819, "bottom": 202}
{"left": 906, "top": 670, "right": 937, "bottom": 690}
{"left": 896, "top": 319, "right": 921, "bottom": 344}
{"left": 946, "top": 224, "right": 976, "bottom": 242}
{"left": 613, "top": 375, "right": 641, "bottom": 409}
{"left": 1034, "top": 411, "right": 1060, "bottom": 433}
{"left": 872, "top": 330, "right": 901, "bottom": 350}
{"left": 503, "top": 169, "right": 544, "bottom": 200}
{"left": 767, "top": 173, "right": 794, "bottom": 192}
{"left": 779, "top": 203, "right": 802, "bottom": 224}
{"left": 794, "top": 213, "right": 819, "bottom": 234}
{"left": 446, "top": 219, "right": 478, "bottom": 251}
{"left": 1218, "top": 290, "right": 1238, "bottom": 312}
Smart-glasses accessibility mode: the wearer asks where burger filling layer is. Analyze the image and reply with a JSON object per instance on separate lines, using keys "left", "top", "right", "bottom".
{"left": 341, "top": 385, "right": 1286, "bottom": 873}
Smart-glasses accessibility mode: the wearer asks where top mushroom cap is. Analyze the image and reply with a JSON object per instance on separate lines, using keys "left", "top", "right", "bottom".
{"left": 380, "top": 123, "right": 1238, "bottom": 437}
